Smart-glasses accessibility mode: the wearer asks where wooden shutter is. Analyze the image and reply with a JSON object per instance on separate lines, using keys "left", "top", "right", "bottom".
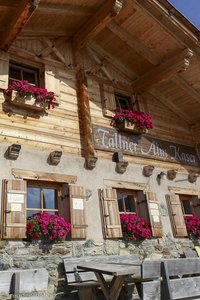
{"left": 69, "top": 185, "right": 87, "bottom": 239}
{"left": 0, "top": 51, "right": 9, "bottom": 90}
{"left": 192, "top": 195, "right": 200, "bottom": 218}
{"left": 45, "top": 64, "right": 60, "bottom": 103}
{"left": 1, "top": 180, "right": 27, "bottom": 239}
{"left": 100, "top": 84, "right": 116, "bottom": 117}
{"left": 166, "top": 194, "right": 188, "bottom": 237}
{"left": 146, "top": 192, "right": 163, "bottom": 237}
{"left": 99, "top": 188, "right": 122, "bottom": 238}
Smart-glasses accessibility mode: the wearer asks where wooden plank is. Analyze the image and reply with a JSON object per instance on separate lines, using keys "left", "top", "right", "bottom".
{"left": 132, "top": 48, "right": 193, "bottom": 93}
{"left": 132, "top": 0, "right": 200, "bottom": 56}
{"left": 171, "top": 277, "right": 200, "bottom": 299}
{"left": 142, "top": 260, "right": 161, "bottom": 279}
{"left": 11, "top": 169, "right": 77, "bottom": 184}
{"left": 168, "top": 186, "right": 200, "bottom": 196}
{"left": 107, "top": 21, "right": 160, "bottom": 65}
{"left": 64, "top": 255, "right": 140, "bottom": 273}
{"left": 148, "top": 89, "right": 192, "bottom": 124}
{"left": 141, "top": 281, "right": 160, "bottom": 300}
{"left": 72, "top": 0, "right": 123, "bottom": 49}
{"left": 165, "top": 258, "right": 200, "bottom": 276}
{"left": 104, "top": 180, "right": 149, "bottom": 191}
{"left": 0, "top": 268, "right": 48, "bottom": 295}
{"left": 38, "top": 3, "right": 93, "bottom": 16}
{"left": 77, "top": 263, "right": 139, "bottom": 276}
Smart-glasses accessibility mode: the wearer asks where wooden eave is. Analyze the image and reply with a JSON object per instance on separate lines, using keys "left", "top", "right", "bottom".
{"left": 1, "top": 0, "right": 200, "bottom": 128}
{"left": 0, "top": 0, "right": 40, "bottom": 51}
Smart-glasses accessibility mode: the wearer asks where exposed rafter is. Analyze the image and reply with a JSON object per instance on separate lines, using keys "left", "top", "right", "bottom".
{"left": 0, "top": 0, "right": 40, "bottom": 51}
{"left": 89, "top": 42, "right": 136, "bottom": 80}
{"left": 172, "top": 75, "right": 200, "bottom": 105}
{"left": 41, "top": 39, "right": 69, "bottom": 67}
{"left": 72, "top": 0, "right": 123, "bottom": 49}
{"left": 37, "top": 37, "right": 67, "bottom": 58}
{"left": 107, "top": 21, "right": 160, "bottom": 65}
{"left": 149, "top": 89, "right": 192, "bottom": 124}
{"left": 86, "top": 47, "right": 113, "bottom": 81}
{"left": 132, "top": 48, "right": 193, "bottom": 92}
{"left": 132, "top": 0, "right": 200, "bottom": 56}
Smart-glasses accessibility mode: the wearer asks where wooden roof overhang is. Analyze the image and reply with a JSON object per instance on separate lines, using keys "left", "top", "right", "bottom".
{"left": 1, "top": 0, "right": 200, "bottom": 138}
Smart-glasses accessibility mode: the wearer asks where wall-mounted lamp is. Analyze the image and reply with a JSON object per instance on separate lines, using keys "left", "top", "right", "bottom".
{"left": 113, "top": 151, "right": 128, "bottom": 174}
{"left": 188, "top": 173, "right": 199, "bottom": 183}
{"left": 49, "top": 151, "right": 62, "bottom": 165}
{"left": 7, "top": 144, "right": 21, "bottom": 160}
{"left": 167, "top": 169, "right": 177, "bottom": 180}
{"left": 143, "top": 165, "right": 155, "bottom": 177}
{"left": 157, "top": 171, "right": 167, "bottom": 181}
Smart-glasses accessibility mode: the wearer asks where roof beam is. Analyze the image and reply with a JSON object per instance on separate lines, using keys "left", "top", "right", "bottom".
{"left": 172, "top": 75, "right": 200, "bottom": 105}
{"left": 132, "top": 48, "right": 193, "bottom": 92}
{"left": 0, "top": 0, "right": 40, "bottom": 51}
{"left": 72, "top": 0, "right": 123, "bottom": 49}
{"left": 149, "top": 88, "right": 192, "bottom": 124}
{"left": 107, "top": 21, "right": 160, "bottom": 65}
{"left": 132, "top": 0, "right": 200, "bottom": 56}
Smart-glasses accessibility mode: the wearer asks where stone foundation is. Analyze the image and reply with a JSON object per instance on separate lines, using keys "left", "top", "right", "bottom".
{"left": 0, "top": 236, "right": 199, "bottom": 299}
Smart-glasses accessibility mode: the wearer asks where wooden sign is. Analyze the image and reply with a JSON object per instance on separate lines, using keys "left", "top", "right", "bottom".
{"left": 92, "top": 124, "right": 200, "bottom": 167}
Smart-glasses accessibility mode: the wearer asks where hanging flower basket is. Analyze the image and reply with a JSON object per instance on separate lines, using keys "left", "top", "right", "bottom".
{"left": 4, "top": 80, "right": 57, "bottom": 112}
{"left": 113, "top": 109, "right": 153, "bottom": 134}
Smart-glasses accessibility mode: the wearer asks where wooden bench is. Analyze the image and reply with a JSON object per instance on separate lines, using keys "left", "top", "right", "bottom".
{"left": 63, "top": 255, "right": 140, "bottom": 300}
{"left": 161, "top": 258, "right": 200, "bottom": 300}
{"left": 139, "top": 258, "right": 200, "bottom": 300}
{"left": 0, "top": 268, "right": 49, "bottom": 300}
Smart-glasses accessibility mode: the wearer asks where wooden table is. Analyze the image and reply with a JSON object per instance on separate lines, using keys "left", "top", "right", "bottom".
{"left": 77, "top": 262, "right": 141, "bottom": 300}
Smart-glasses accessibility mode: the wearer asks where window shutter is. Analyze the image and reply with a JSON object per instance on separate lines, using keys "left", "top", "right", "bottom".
{"left": 45, "top": 64, "right": 60, "bottom": 103}
{"left": 146, "top": 192, "right": 163, "bottom": 237}
{"left": 0, "top": 51, "right": 9, "bottom": 90}
{"left": 69, "top": 185, "right": 87, "bottom": 239}
{"left": 99, "top": 188, "right": 122, "bottom": 238}
{"left": 1, "top": 180, "right": 27, "bottom": 239}
{"left": 166, "top": 194, "right": 188, "bottom": 237}
{"left": 192, "top": 195, "right": 200, "bottom": 218}
{"left": 100, "top": 84, "right": 116, "bottom": 117}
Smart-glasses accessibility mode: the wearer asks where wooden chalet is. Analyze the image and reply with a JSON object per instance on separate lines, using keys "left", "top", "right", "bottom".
{"left": 0, "top": 0, "right": 200, "bottom": 284}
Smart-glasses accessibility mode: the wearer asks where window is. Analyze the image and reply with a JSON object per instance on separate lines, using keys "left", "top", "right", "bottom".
{"left": 117, "top": 189, "right": 138, "bottom": 214}
{"left": 100, "top": 188, "right": 163, "bottom": 239}
{"left": 180, "top": 195, "right": 194, "bottom": 217}
{"left": 27, "top": 181, "right": 61, "bottom": 217}
{"left": 115, "top": 94, "right": 138, "bottom": 111}
{"left": 9, "top": 62, "right": 39, "bottom": 86}
{"left": 1, "top": 179, "right": 87, "bottom": 239}
{"left": 167, "top": 193, "right": 200, "bottom": 237}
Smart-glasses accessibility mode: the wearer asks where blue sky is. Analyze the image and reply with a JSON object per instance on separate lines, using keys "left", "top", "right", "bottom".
{"left": 168, "top": 0, "right": 200, "bottom": 30}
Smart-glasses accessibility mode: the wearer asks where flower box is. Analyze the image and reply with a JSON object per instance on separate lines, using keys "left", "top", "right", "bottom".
{"left": 117, "top": 121, "right": 148, "bottom": 134}
{"left": 4, "top": 80, "right": 57, "bottom": 115}
{"left": 5, "top": 90, "right": 47, "bottom": 112}
{"left": 113, "top": 109, "right": 153, "bottom": 134}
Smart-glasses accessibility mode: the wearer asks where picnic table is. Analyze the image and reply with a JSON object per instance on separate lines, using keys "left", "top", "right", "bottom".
{"left": 77, "top": 262, "right": 141, "bottom": 300}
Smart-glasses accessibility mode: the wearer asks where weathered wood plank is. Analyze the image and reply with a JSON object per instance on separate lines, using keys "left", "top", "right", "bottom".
{"left": 0, "top": 268, "right": 48, "bottom": 295}
{"left": 141, "top": 281, "right": 160, "bottom": 300}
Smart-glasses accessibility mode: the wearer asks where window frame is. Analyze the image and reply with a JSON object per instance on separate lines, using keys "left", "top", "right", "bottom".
{"left": 117, "top": 188, "right": 139, "bottom": 215}
{"left": 179, "top": 194, "right": 194, "bottom": 217}
{"left": 27, "top": 180, "right": 63, "bottom": 217}
{"left": 115, "top": 93, "right": 139, "bottom": 111}
{"left": 9, "top": 56, "right": 44, "bottom": 88}
{"left": 9, "top": 62, "right": 39, "bottom": 86}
